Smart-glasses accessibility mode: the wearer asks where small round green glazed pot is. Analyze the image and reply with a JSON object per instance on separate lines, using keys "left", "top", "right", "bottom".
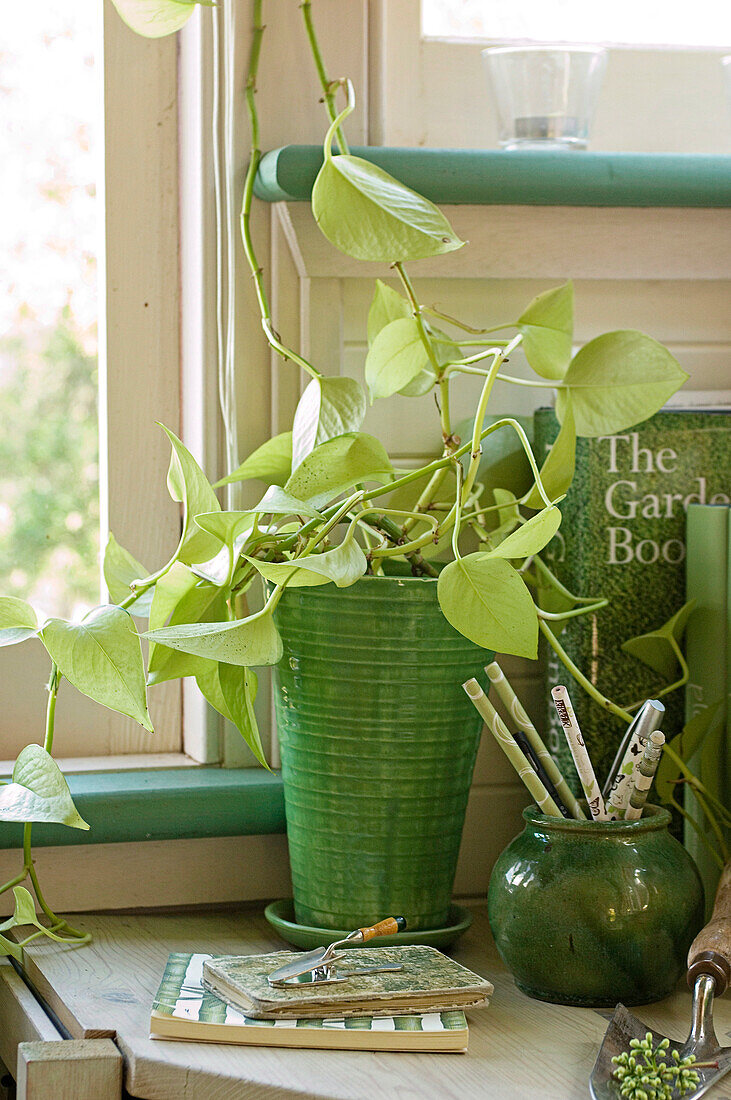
{"left": 271, "top": 570, "right": 493, "bottom": 932}
{"left": 488, "top": 804, "right": 704, "bottom": 1007}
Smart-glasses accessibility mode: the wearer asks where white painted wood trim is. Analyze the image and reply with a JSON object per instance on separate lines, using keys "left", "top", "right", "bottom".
{"left": 372, "top": 0, "right": 731, "bottom": 153}
{"left": 276, "top": 202, "right": 731, "bottom": 281}
{"left": 0, "top": 754, "right": 202, "bottom": 777}
{"left": 0, "top": 835, "right": 292, "bottom": 916}
{"left": 0, "top": 966, "right": 62, "bottom": 1082}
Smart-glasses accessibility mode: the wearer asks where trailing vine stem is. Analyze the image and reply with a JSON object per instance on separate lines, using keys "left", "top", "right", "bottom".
{"left": 0, "top": 664, "right": 90, "bottom": 944}
{"left": 240, "top": 0, "right": 321, "bottom": 380}
{"left": 300, "top": 1, "right": 350, "bottom": 154}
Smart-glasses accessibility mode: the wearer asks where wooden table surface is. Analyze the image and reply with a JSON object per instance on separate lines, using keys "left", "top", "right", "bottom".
{"left": 14, "top": 904, "right": 731, "bottom": 1100}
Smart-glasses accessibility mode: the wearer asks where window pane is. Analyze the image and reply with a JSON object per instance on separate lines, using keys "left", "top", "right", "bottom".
{"left": 1, "top": 1, "right": 100, "bottom": 621}
{"left": 422, "top": 0, "right": 731, "bottom": 49}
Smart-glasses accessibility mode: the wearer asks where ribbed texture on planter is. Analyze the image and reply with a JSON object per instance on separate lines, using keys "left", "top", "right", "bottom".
{"left": 272, "top": 573, "right": 493, "bottom": 931}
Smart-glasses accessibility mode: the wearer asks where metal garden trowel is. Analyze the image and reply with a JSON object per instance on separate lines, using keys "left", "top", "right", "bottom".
{"left": 267, "top": 916, "right": 407, "bottom": 987}
{"left": 590, "top": 862, "right": 731, "bottom": 1100}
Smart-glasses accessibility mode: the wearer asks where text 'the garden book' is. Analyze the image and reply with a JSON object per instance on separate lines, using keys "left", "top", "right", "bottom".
{"left": 533, "top": 407, "right": 731, "bottom": 787}
{"left": 151, "top": 953, "right": 470, "bottom": 1052}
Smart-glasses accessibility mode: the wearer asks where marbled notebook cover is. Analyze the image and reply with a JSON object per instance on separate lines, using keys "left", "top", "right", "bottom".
{"left": 202, "top": 945, "right": 493, "bottom": 1018}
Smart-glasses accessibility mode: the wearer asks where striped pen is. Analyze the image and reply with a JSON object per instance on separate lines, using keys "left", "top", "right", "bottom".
{"left": 463, "top": 678, "right": 563, "bottom": 818}
{"left": 485, "top": 662, "right": 586, "bottom": 820}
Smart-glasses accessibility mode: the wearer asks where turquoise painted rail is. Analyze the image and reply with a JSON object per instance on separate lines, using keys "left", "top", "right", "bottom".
{"left": 254, "top": 145, "right": 731, "bottom": 207}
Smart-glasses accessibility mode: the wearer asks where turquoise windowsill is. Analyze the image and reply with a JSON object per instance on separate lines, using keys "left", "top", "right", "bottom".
{"left": 0, "top": 769, "right": 285, "bottom": 849}
{"left": 254, "top": 146, "right": 731, "bottom": 207}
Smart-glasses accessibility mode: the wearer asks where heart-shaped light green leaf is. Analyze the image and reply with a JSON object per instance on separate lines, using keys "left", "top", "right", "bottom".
{"left": 8, "top": 886, "right": 37, "bottom": 927}
{"left": 556, "top": 332, "right": 689, "bottom": 438}
{"left": 0, "top": 597, "right": 38, "bottom": 648}
{"left": 486, "top": 506, "right": 562, "bottom": 560}
{"left": 366, "top": 318, "right": 429, "bottom": 401}
{"left": 437, "top": 554, "right": 538, "bottom": 658}
{"left": 147, "top": 564, "right": 227, "bottom": 686}
{"left": 0, "top": 932, "right": 22, "bottom": 961}
{"left": 518, "top": 281, "right": 574, "bottom": 381}
{"left": 0, "top": 886, "right": 78, "bottom": 946}
{"left": 41, "top": 607, "right": 153, "bottom": 731}
{"left": 655, "top": 702, "right": 723, "bottom": 804}
{"left": 195, "top": 665, "right": 266, "bottom": 765}
{"left": 144, "top": 610, "right": 283, "bottom": 668}
{"left": 214, "top": 433, "right": 292, "bottom": 489}
{"left": 367, "top": 280, "right": 411, "bottom": 344}
{"left": 246, "top": 532, "right": 367, "bottom": 590}
{"left": 253, "top": 487, "right": 324, "bottom": 519}
{"left": 312, "top": 155, "right": 464, "bottom": 262}
{"left": 110, "top": 0, "right": 197, "bottom": 38}
{"left": 193, "top": 511, "right": 254, "bottom": 544}
{"left": 0, "top": 745, "right": 89, "bottom": 829}
{"left": 219, "top": 664, "right": 268, "bottom": 769}
{"left": 621, "top": 599, "right": 696, "bottom": 680}
{"left": 103, "top": 534, "right": 154, "bottom": 617}
{"left": 524, "top": 401, "right": 576, "bottom": 510}
{"left": 160, "top": 424, "right": 222, "bottom": 566}
{"left": 285, "top": 432, "right": 393, "bottom": 507}
{"left": 292, "top": 377, "right": 366, "bottom": 470}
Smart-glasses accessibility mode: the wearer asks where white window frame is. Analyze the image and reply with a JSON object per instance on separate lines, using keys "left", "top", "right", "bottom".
{"left": 369, "top": 1, "right": 731, "bottom": 153}
{"left": 1, "top": 2, "right": 184, "bottom": 763}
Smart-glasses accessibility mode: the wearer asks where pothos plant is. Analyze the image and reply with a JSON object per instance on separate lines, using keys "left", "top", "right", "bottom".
{"left": 0, "top": 0, "right": 725, "bottom": 957}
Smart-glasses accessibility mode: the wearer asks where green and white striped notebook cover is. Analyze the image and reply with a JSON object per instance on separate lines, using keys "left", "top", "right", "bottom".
{"left": 151, "top": 953, "right": 469, "bottom": 1052}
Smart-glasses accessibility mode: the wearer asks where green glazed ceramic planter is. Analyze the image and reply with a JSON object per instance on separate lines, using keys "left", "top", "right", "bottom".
{"left": 488, "top": 804, "right": 704, "bottom": 1007}
{"left": 271, "top": 571, "right": 493, "bottom": 931}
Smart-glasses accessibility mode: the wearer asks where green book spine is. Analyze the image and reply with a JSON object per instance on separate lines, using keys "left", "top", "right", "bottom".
{"left": 684, "top": 504, "right": 729, "bottom": 916}
{"left": 534, "top": 408, "right": 731, "bottom": 790}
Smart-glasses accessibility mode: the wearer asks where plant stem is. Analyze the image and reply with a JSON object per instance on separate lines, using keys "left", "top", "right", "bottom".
{"left": 496, "top": 372, "right": 561, "bottom": 389}
{"left": 44, "top": 663, "right": 60, "bottom": 754}
{"left": 300, "top": 1, "right": 350, "bottom": 152}
{"left": 240, "top": 0, "right": 321, "bottom": 379}
{"left": 422, "top": 306, "right": 515, "bottom": 335}
{"left": 393, "top": 263, "right": 442, "bottom": 377}
{"left": 539, "top": 619, "right": 633, "bottom": 724}
{"left": 438, "top": 378, "right": 452, "bottom": 444}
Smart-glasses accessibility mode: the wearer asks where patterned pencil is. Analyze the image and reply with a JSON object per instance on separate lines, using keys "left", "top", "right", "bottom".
{"left": 604, "top": 699, "right": 665, "bottom": 819}
{"left": 463, "top": 679, "right": 563, "bottom": 818}
{"left": 551, "top": 685, "right": 608, "bottom": 821}
{"left": 624, "top": 731, "right": 665, "bottom": 821}
{"left": 485, "top": 661, "right": 586, "bottom": 820}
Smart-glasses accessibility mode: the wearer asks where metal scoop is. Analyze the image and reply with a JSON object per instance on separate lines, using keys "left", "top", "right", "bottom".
{"left": 590, "top": 861, "right": 731, "bottom": 1100}
{"left": 268, "top": 916, "right": 407, "bottom": 987}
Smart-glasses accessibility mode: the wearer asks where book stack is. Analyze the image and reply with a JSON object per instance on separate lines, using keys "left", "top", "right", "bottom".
{"left": 533, "top": 406, "right": 731, "bottom": 792}
{"left": 684, "top": 502, "right": 731, "bottom": 912}
{"left": 150, "top": 952, "right": 483, "bottom": 1053}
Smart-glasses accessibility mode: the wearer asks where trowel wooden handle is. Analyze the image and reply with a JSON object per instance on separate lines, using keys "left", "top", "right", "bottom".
{"left": 358, "top": 917, "right": 407, "bottom": 941}
{"left": 687, "top": 860, "right": 731, "bottom": 995}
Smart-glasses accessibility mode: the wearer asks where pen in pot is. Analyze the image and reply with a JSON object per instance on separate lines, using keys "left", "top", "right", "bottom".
{"left": 624, "top": 731, "right": 665, "bottom": 822}
{"left": 551, "top": 684, "right": 608, "bottom": 822}
{"left": 512, "top": 728, "right": 572, "bottom": 818}
{"left": 485, "top": 661, "right": 586, "bottom": 820}
{"left": 604, "top": 698, "right": 665, "bottom": 819}
{"left": 463, "top": 678, "right": 563, "bottom": 818}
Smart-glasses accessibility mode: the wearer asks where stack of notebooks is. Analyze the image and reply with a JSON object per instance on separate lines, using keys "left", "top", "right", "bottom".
{"left": 150, "top": 947, "right": 493, "bottom": 1054}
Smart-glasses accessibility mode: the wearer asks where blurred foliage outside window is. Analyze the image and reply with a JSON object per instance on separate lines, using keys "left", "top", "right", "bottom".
{"left": 1, "top": 1, "right": 100, "bottom": 621}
